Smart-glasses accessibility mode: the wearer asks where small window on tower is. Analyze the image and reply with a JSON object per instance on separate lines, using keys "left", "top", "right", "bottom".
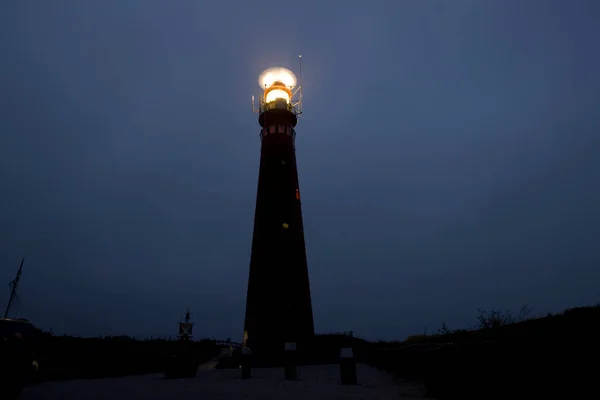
{"left": 269, "top": 125, "right": 276, "bottom": 134}
{"left": 286, "top": 127, "right": 292, "bottom": 136}
{"left": 278, "top": 125, "right": 285, "bottom": 134}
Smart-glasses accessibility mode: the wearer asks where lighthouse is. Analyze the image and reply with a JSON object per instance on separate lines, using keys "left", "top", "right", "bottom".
{"left": 243, "top": 61, "right": 315, "bottom": 363}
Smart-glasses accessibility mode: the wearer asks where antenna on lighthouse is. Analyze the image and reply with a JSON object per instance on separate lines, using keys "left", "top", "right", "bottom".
{"left": 294, "top": 54, "right": 303, "bottom": 116}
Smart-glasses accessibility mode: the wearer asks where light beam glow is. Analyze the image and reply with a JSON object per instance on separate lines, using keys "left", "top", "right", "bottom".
{"left": 258, "top": 67, "right": 297, "bottom": 90}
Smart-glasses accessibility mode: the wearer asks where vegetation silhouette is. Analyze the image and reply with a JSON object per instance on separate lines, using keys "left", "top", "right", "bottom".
{"left": 366, "top": 303, "right": 600, "bottom": 399}
{"left": 31, "top": 331, "right": 218, "bottom": 381}
{"left": 23, "top": 303, "right": 600, "bottom": 399}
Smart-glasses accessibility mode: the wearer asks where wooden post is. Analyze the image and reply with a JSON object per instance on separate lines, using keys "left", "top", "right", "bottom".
{"left": 241, "top": 347, "right": 251, "bottom": 379}
{"left": 340, "top": 347, "right": 357, "bottom": 385}
{"left": 284, "top": 342, "right": 297, "bottom": 380}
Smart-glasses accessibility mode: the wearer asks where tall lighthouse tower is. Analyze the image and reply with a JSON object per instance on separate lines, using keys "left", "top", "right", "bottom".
{"left": 244, "top": 61, "right": 315, "bottom": 363}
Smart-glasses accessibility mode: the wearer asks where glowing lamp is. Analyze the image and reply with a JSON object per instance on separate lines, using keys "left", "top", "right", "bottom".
{"left": 258, "top": 67, "right": 297, "bottom": 104}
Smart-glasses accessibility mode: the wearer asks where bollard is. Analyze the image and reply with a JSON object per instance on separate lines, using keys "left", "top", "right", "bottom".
{"left": 241, "top": 347, "right": 252, "bottom": 379}
{"left": 340, "top": 347, "right": 357, "bottom": 385}
{"left": 284, "top": 342, "right": 297, "bottom": 380}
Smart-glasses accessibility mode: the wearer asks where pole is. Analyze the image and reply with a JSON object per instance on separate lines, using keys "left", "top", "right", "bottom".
{"left": 4, "top": 257, "right": 25, "bottom": 319}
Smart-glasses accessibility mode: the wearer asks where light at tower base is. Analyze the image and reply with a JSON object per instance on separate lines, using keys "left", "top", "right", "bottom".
{"left": 244, "top": 63, "right": 315, "bottom": 364}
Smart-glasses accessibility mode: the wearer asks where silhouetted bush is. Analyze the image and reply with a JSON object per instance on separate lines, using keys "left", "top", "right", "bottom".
{"left": 30, "top": 333, "right": 218, "bottom": 381}
{"left": 366, "top": 303, "right": 600, "bottom": 399}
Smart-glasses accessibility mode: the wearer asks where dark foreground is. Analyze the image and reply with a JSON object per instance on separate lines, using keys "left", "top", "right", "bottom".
{"left": 20, "top": 364, "right": 424, "bottom": 400}
{"left": 8, "top": 304, "right": 600, "bottom": 399}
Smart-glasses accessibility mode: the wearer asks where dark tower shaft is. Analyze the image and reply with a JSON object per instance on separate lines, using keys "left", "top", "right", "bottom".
{"left": 244, "top": 103, "right": 314, "bottom": 360}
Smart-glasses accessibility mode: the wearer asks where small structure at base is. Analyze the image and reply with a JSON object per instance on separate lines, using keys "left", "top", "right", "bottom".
{"left": 164, "top": 309, "right": 200, "bottom": 379}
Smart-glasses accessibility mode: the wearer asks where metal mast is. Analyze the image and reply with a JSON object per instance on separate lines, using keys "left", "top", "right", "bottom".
{"left": 4, "top": 257, "right": 25, "bottom": 319}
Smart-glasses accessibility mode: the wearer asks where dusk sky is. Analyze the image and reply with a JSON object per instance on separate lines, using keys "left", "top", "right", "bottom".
{"left": 1, "top": 1, "right": 599, "bottom": 341}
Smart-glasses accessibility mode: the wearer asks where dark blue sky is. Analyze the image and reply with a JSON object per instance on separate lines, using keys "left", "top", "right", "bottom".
{"left": 1, "top": 1, "right": 599, "bottom": 341}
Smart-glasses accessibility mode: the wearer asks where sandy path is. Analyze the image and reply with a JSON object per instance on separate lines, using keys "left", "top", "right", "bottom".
{"left": 21, "top": 363, "right": 428, "bottom": 400}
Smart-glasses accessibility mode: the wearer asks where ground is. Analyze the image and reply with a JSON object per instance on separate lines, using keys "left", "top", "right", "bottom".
{"left": 21, "top": 363, "right": 428, "bottom": 399}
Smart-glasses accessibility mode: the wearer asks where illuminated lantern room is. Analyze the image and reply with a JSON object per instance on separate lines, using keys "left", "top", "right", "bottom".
{"left": 264, "top": 80, "right": 292, "bottom": 104}
{"left": 256, "top": 66, "right": 300, "bottom": 113}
